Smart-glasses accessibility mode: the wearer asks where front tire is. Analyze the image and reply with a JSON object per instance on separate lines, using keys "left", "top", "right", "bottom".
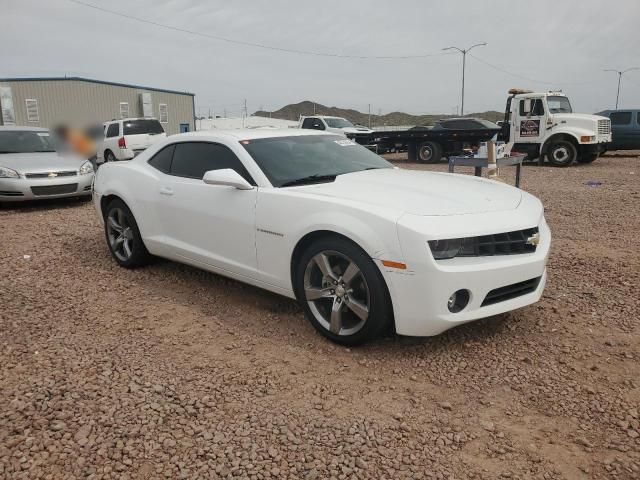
{"left": 576, "top": 153, "right": 598, "bottom": 164}
{"left": 417, "top": 141, "right": 442, "bottom": 164}
{"left": 295, "top": 236, "right": 392, "bottom": 346}
{"left": 104, "top": 199, "right": 151, "bottom": 268}
{"left": 546, "top": 140, "right": 577, "bottom": 167}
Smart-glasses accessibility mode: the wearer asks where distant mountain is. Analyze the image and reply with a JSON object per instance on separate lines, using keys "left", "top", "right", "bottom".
{"left": 253, "top": 101, "right": 504, "bottom": 126}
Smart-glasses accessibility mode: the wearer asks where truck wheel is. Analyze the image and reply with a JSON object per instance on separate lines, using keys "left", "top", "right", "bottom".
{"left": 407, "top": 142, "right": 417, "bottom": 162}
{"left": 546, "top": 141, "right": 576, "bottom": 167}
{"left": 417, "top": 141, "right": 442, "bottom": 164}
{"left": 576, "top": 153, "right": 598, "bottom": 164}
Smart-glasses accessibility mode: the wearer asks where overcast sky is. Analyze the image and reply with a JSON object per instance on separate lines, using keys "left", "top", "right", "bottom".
{"left": 3, "top": 0, "right": 640, "bottom": 117}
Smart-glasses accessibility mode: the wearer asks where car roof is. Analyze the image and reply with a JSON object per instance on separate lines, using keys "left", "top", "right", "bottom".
{"left": 0, "top": 125, "right": 49, "bottom": 132}
{"left": 104, "top": 117, "right": 159, "bottom": 124}
{"left": 176, "top": 128, "right": 335, "bottom": 141}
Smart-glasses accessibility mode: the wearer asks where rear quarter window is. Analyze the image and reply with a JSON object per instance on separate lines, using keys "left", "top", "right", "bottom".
{"left": 148, "top": 145, "right": 175, "bottom": 173}
{"left": 124, "top": 119, "right": 165, "bottom": 135}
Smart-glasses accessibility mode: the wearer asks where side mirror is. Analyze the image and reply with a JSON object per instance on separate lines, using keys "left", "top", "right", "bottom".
{"left": 202, "top": 169, "right": 253, "bottom": 190}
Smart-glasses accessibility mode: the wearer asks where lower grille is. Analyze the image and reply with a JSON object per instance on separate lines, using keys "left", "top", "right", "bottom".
{"left": 26, "top": 171, "right": 77, "bottom": 179}
{"left": 0, "top": 190, "right": 24, "bottom": 196}
{"left": 482, "top": 277, "right": 542, "bottom": 307}
{"left": 31, "top": 184, "right": 78, "bottom": 196}
{"left": 83, "top": 185, "right": 91, "bottom": 191}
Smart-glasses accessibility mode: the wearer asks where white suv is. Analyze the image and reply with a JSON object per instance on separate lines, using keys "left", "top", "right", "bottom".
{"left": 97, "top": 118, "right": 167, "bottom": 163}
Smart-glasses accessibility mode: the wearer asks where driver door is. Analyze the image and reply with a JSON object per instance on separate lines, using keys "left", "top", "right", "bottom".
{"left": 515, "top": 98, "right": 545, "bottom": 144}
{"left": 156, "top": 141, "right": 259, "bottom": 279}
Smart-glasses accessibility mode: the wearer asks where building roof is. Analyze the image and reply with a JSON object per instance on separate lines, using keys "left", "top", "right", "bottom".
{"left": 0, "top": 76, "right": 194, "bottom": 97}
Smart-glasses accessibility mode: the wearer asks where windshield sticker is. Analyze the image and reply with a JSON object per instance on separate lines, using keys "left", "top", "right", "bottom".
{"left": 37, "top": 132, "right": 50, "bottom": 137}
{"left": 334, "top": 139, "right": 357, "bottom": 146}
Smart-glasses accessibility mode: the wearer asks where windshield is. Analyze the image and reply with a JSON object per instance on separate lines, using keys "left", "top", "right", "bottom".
{"left": 123, "top": 119, "right": 164, "bottom": 135}
{"left": 241, "top": 135, "right": 392, "bottom": 187}
{"left": 547, "top": 96, "right": 572, "bottom": 114}
{"left": 324, "top": 118, "right": 354, "bottom": 129}
{"left": 0, "top": 130, "right": 57, "bottom": 153}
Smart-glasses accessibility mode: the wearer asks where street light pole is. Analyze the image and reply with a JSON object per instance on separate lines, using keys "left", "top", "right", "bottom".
{"left": 604, "top": 68, "right": 640, "bottom": 109}
{"left": 442, "top": 43, "right": 487, "bottom": 116}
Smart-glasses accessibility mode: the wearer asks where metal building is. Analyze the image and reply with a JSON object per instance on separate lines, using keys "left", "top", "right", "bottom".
{"left": 0, "top": 77, "right": 195, "bottom": 135}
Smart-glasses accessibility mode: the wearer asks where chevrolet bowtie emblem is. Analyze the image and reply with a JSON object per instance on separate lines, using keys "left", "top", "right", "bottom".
{"left": 526, "top": 233, "right": 540, "bottom": 246}
{"left": 48, "top": 172, "right": 58, "bottom": 178}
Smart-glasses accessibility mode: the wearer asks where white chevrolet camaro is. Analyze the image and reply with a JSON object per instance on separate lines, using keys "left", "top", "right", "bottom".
{"left": 93, "top": 129, "right": 550, "bottom": 345}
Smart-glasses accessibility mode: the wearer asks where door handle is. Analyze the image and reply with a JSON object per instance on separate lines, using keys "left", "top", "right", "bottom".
{"left": 159, "top": 186, "right": 173, "bottom": 196}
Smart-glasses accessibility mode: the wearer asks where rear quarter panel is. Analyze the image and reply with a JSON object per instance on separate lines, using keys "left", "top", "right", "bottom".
{"left": 93, "top": 161, "right": 163, "bottom": 246}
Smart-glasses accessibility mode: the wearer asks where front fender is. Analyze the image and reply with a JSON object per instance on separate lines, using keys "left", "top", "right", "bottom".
{"left": 542, "top": 128, "right": 592, "bottom": 151}
{"left": 255, "top": 190, "right": 405, "bottom": 292}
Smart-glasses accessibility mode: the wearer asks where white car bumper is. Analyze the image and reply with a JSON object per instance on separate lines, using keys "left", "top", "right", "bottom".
{"left": 382, "top": 212, "right": 551, "bottom": 337}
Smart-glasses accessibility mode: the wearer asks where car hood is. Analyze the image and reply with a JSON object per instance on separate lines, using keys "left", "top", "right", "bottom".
{"left": 0, "top": 152, "right": 88, "bottom": 174}
{"left": 341, "top": 127, "right": 374, "bottom": 134}
{"left": 552, "top": 113, "right": 607, "bottom": 123}
{"left": 299, "top": 168, "right": 522, "bottom": 216}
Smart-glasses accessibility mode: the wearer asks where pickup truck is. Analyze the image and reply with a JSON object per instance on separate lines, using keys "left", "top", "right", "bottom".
{"left": 299, "top": 116, "right": 374, "bottom": 144}
{"left": 594, "top": 109, "right": 640, "bottom": 150}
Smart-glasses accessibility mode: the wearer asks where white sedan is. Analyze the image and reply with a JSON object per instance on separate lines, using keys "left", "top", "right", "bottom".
{"left": 93, "top": 129, "right": 550, "bottom": 345}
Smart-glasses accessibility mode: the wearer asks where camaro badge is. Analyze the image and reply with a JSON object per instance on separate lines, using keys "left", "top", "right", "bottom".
{"left": 48, "top": 172, "right": 58, "bottom": 178}
{"left": 526, "top": 233, "right": 540, "bottom": 246}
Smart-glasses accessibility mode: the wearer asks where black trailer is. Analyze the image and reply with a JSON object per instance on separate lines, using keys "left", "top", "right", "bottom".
{"left": 349, "top": 121, "right": 501, "bottom": 163}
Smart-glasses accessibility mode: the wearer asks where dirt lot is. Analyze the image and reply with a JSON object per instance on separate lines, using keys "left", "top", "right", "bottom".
{"left": 1, "top": 154, "right": 639, "bottom": 480}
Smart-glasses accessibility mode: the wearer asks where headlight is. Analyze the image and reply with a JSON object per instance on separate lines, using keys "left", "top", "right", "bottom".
{"left": 0, "top": 166, "right": 20, "bottom": 178}
{"left": 428, "top": 238, "right": 463, "bottom": 260}
{"left": 79, "top": 161, "right": 94, "bottom": 175}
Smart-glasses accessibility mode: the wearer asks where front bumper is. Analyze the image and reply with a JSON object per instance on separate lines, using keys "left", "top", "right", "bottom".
{"left": 381, "top": 202, "right": 551, "bottom": 336}
{"left": 0, "top": 174, "right": 94, "bottom": 201}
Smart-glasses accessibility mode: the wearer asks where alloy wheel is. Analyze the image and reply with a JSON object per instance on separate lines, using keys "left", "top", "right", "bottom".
{"left": 106, "top": 207, "right": 134, "bottom": 262}
{"left": 303, "top": 250, "right": 370, "bottom": 336}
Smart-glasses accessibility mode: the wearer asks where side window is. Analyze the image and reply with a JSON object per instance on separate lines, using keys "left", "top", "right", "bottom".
{"left": 147, "top": 144, "right": 175, "bottom": 173}
{"left": 106, "top": 123, "right": 119, "bottom": 137}
{"left": 301, "top": 118, "right": 315, "bottom": 129}
{"left": 610, "top": 112, "right": 632, "bottom": 125}
{"left": 637, "top": 112, "right": 640, "bottom": 124}
{"left": 170, "top": 142, "right": 255, "bottom": 184}
{"left": 519, "top": 99, "right": 544, "bottom": 116}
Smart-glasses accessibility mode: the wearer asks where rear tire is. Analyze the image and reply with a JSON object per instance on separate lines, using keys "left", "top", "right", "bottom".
{"left": 103, "top": 199, "right": 151, "bottom": 268}
{"left": 105, "top": 150, "right": 117, "bottom": 163}
{"left": 546, "top": 140, "right": 577, "bottom": 167}
{"left": 294, "top": 236, "right": 392, "bottom": 346}
{"left": 417, "top": 141, "right": 443, "bottom": 164}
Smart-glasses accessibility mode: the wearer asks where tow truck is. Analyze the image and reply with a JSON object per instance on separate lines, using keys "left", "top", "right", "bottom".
{"left": 498, "top": 89, "right": 611, "bottom": 166}
{"left": 300, "top": 90, "right": 611, "bottom": 166}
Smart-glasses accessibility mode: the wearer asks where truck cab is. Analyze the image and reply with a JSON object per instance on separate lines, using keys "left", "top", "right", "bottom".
{"left": 299, "top": 115, "right": 373, "bottom": 144}
{"left": 501, "top": 89, "right": 611, "bottom": 166}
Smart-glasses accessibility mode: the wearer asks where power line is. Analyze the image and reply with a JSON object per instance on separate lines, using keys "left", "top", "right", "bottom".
{"left": 66, "top": 0, "right": 455, "bottom": 60}
{"left": 468, "top": 53, "right": 593, "bottom": 87}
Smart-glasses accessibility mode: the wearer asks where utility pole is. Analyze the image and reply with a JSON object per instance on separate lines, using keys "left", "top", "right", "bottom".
{"left": 604, "top": 67, "right": 639, "bottom": 109}
{"left": 368, "top": 104, "right": 371, "bottom": 128}
{"left": 442, "top": 43, "right": 487, "bottom": 116}
{"left": 313, "top": 102, "right": 316, "bottom": 115}
{"left": 242, "top": 99, "right": 247, "bottom": 128}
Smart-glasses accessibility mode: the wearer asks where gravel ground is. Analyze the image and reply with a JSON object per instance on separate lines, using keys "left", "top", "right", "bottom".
{"left": 1, "top": 154, "right": 639, "bottom": 480}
